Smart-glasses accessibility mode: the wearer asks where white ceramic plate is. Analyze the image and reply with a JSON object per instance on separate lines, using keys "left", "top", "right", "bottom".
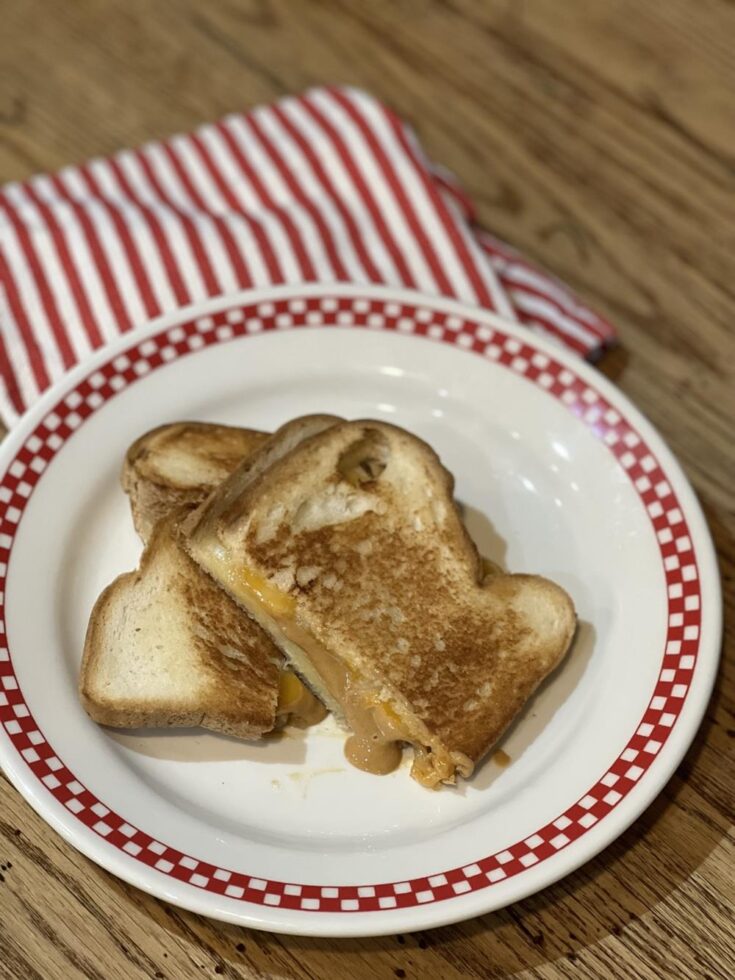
{"left": 0, "top": 284, "right": 720, "bottom": 937}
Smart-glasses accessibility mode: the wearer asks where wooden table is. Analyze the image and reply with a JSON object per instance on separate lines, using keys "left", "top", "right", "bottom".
{"left": 1, "top": 2, "right": 733, "bottom": 977}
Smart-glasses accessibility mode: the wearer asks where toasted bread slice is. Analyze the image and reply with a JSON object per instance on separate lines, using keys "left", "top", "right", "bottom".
{"left": 185, "top": 418, "right": 576, "bottom": 788}
{"left": 80, "top": 513, "right": 285, "bottom": 738}
{"left": 123, "top": 422, "right": 269, "bottom": 542}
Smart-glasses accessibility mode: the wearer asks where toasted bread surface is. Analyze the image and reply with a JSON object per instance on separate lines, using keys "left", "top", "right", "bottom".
{"left": 122, "top": 422, "right": 268, "bottom": 541}
{"left": 186, "top": 419, "right": 576, "bottom": 784}
{"left": 183, "top": 415, "right": 342, "bottom": 542}
{"left": 80, "top": 513, "right": 283, "bottom": 738}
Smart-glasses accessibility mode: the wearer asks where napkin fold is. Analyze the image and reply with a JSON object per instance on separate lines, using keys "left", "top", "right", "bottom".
{"left": 0, "top": 86, "right": 615, "bottom": 425}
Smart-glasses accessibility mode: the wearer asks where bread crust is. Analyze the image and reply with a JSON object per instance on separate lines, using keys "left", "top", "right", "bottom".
{"left": 122, "top": 421, "right": 269, "bottom": 541}
{"left": 80, "top": 514, "right": 283, "bottom": 738}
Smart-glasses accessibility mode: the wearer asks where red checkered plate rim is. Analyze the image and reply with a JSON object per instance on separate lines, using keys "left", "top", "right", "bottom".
{"left": 0, "top": 285, "right": 720, "bottom": 936}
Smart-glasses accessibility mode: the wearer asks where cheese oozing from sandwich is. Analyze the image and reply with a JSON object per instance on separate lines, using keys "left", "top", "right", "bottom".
{"left": 189, "top": 551, "right": 326, "bottom": 727}
{"left": 195, "top": 542, "right": 472, "bottom": 785}
{"left": 275, "top": 670, "right": 327, "bottom": 726}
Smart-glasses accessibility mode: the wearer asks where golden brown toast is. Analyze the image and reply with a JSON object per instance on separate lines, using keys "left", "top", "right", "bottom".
{"left": 122, "top": 421, "right": 269, "bottom": 541}
{"left": 185, "top": 417, "right": 576, "bottom": 787}
{"left": 80, "top": 513, "right": 285, "bottom": 738}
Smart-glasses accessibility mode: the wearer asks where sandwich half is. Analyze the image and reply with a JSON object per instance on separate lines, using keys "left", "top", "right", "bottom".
{"left": 80, "top": 512, "right": 325, "bottom": 737}
{"left": 185, "top": 417, "right": 576, "bottom": 787}
{"left": 123, "top": 421, "right": 269, "bottom": 542}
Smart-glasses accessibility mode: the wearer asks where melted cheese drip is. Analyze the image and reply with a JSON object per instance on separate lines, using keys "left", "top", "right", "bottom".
{"left": 194, "top": 543, "right": 471, "bottom": 784}
{"left": 201, "top": 546, "right": 297, "bottom": 619}
{"left": 239, "top": 568, "right": 296, "bottom": 618}
{"left": 279, "top": 628, "right": 404, "bottom": 776}
{"left": 276, "top": 671, "right": 327, "bottom": 726}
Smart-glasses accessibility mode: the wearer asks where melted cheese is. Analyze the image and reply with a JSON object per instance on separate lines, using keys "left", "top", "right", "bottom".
{"left": 271, "top": 620, "right": 437, "bottom": 779}
{"left": 238, "top": 568, "right": 296, "bottom": 618}
{"left": 276, "top": 670, "right": 327, "bottom": 726}
{"left": 272, "top": 618, "right": 406, "bottom": 775}
{"left": 194, "top": 540, "right": 470, "bottom": 784}
{"left": 199, "top": 546, "right": 297, "bottom": 618}
{"left": 278, "top": 670, "right": 305, "bottom": 708}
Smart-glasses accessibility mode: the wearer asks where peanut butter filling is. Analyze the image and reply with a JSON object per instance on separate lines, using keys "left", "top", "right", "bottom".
{"left": 195, "top": 543, "right": 471, "bottom": 784}
{"left": 274, "top": 618, "right": 474, "bottom": 785}
{"left": 275, "top": 617, "right": 405, "bottom": 776}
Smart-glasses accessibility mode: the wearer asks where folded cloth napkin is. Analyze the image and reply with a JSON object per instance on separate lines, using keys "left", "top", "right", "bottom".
{"left": 0, "top": 86, "right": 615, "bottom": 425}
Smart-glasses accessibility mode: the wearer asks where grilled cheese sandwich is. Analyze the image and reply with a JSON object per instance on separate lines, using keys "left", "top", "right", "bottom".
{"left": 186, "top": 417, "right": 576, "bottom": 787}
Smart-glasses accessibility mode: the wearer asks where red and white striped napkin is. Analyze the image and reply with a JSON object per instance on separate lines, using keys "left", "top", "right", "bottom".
{"left": 0, "top": 86, "right": 615, "bottom": 426}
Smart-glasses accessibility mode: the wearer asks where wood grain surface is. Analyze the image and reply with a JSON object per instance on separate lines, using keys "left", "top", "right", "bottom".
{"left": 1, "top": 1, "right": 733, "bottom": 977}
